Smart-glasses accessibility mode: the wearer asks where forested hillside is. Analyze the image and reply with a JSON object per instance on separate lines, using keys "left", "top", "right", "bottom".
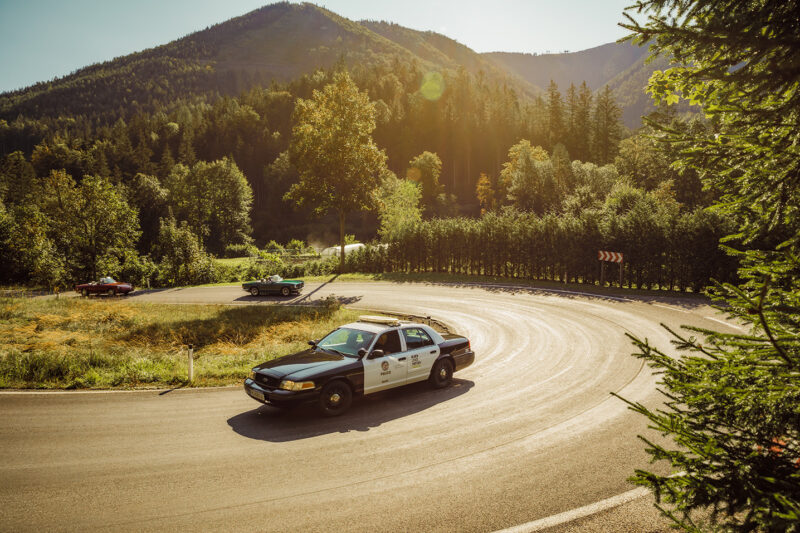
{"left": 0, "top": 2, "right": 729, "bottom": 291}
{"left": 486, "top": 43, "right": 673, "bottom": 128}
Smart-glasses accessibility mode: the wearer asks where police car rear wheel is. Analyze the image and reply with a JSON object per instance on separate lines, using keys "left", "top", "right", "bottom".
{"left": 429, "top": 358, "right": 453, "bottom": 389}
{"left": 318, "top": 381, "right": 352, "bottom": 416}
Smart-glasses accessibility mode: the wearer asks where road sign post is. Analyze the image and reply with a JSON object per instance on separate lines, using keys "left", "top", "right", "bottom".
{"left": 598, "top": 250, "right": 624, "bottom": 287}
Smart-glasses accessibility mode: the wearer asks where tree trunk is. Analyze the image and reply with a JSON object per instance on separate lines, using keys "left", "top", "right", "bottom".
{"left": 339, "top": 210, "right": 346, "bottom": 273}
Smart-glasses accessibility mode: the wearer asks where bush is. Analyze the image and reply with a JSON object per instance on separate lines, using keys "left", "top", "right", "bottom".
{"left": 223, "top": 243, "right": 258, "bottom": 258}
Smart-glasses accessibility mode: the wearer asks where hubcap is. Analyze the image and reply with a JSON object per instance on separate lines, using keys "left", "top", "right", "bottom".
{"left": 330, "top": 393, "right": 341, "bottom": 404}
{"left": 439, "top": 368, "right": 447, "bottom": 379}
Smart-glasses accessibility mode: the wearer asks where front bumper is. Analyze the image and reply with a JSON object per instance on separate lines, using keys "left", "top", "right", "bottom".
{"left": 243, "top": 378, "right": 319, "bottom": 408}
{"left": 453, "top": 349, "right": 475, "bottom": 372}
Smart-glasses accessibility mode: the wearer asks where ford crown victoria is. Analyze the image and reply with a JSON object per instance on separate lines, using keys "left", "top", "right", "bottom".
{"left": 244, "top": 315, "right": 474, "bottom": 415}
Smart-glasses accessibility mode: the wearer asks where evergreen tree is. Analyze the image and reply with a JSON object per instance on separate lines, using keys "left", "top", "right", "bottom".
{"left": 591, "top": 86, "right": 622, "bottom": 165}
{"left": 573, "top": 81, "right": 593, "bottom": 162}
{"left": 617, "top": 0, "right": 800, "bottom": 529}
{"left": 564, "top": 83, "right": 579, "bottom": 157}
{"left": 546, "top": 80, "right": 564, "bottom": 149}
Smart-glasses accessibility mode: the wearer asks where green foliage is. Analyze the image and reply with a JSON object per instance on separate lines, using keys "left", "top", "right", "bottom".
{"left": 618, "top": 0, "right": 800, "bottom": 529}
{"left": 286, "top": 71, "right": 388, "bottom": 270}
{"left": 0, "top": 202, "right": 65, "bottom": 287}
{"left": 345, "top": 207, "right": 734, "bottom": 290}
{"left": 0, "top": 151, "right": 37, "bottom": 205}
{"left": 224, "top": 243, "right": 259, "bottom": 258}
{"left": 164, "top": 157, "right": 253, "bottom": 254}
{"left": 41, "top": 171, "right": 141, "bottom": 282}
{"left": 407, "top": 151, "right": 444, "bottom": 214}
{"left": 375, "top": 171, "right": 422, "bottom": 242}
{"left": 475, "top": 172, "right": 495, "bottom": 214}
{"left": 152, "top": 218, "right": 215, "bottom": 286}
{"left": 501, "top": 140, "right": 558, "bottom": 214}
{"left": 591, "top": 86, "right": 623, "bottom": 165}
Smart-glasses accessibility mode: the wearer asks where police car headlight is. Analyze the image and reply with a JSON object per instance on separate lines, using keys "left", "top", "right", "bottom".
{"left": 279, "top": 380, "right": 315, "bottom": 391}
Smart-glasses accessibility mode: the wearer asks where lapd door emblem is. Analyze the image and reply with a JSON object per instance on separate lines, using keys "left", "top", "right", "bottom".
{"left": 381, "top": 361, "right": 389, "bottom": 371}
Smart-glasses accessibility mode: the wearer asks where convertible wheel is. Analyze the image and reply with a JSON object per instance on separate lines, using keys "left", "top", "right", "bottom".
{"left": 250, "top": 287, "right": 259, "bottom": 296}
{"left": 81, "top": 289, "right": 88, "bottom": 297}
{"left": 429, "top": 358, "right": 454, "bottom": 389}
{"left": 106, "top": 289, "right": 115, "bottom": 297}
{"left": 280, "top": 287, "right": 290, "bottom": 297}
{"left": 318, "top": 381, "right": 352, "bottom": 416}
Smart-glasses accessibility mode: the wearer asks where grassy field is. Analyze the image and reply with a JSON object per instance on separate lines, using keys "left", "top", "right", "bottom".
{"left": 0, "top": 297, "right": 361, "bottom": 390}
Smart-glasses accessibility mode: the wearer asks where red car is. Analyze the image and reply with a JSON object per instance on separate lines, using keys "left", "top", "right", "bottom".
{"left": 75, "top": 277, "right": 134, "bottom": 297}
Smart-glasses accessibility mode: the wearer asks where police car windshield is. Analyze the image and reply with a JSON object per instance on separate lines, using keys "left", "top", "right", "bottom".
{"left": 317, "top": 327, "right": 375, "bottom": 358}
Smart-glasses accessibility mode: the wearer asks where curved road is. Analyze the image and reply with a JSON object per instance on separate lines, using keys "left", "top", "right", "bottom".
{"left": 0, "top": 281, "right": 738, "bottom": 532}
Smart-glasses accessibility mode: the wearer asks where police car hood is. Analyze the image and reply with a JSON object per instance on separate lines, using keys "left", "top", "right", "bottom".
{"left": 255, "top": 349, "right": 353, "bottom": 379}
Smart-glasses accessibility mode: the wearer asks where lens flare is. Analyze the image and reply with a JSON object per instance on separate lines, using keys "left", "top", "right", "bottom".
{"left": 420, "top": 71, "right": 445, "bottom": 101}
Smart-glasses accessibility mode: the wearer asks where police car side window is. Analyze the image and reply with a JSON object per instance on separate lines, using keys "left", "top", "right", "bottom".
{"left": 374, "top": 331, "right": 402, "bottom": 355}
{"left": 402, "top": 328, "right": 433, "bottom": 350}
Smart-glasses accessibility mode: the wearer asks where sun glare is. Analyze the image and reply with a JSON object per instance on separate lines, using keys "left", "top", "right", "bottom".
{"left": 420, "top": 71, "right": 445, "bottom": 100}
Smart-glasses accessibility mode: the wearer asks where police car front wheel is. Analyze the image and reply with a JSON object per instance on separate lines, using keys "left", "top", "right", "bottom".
{"left": 318, "top": 380, "right": 353, "bottom": 416}
{"left": 429, "top": 358, "right": 454, "bottom": 389}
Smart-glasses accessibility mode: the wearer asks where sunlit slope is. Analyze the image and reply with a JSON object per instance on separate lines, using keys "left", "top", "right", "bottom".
{"left": 0, "top": 3, "right": 438, "bottom": 121}
{"left": 484, "top": 42, "right": 657, "bottom": 128}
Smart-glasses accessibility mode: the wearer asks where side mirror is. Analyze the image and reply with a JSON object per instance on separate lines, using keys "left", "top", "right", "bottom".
{"left": 308, "top": 340, "right": 317, "bottom": 347}
{"left": 357, "top": 348, "right": 367, "bottom": 358}
{"left": 368, "top": 349, "right": 385, "bottom": 359}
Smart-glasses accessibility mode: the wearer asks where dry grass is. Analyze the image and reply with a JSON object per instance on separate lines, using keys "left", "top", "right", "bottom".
{"left": 0, "top": 297, "right": 360, "bottom": 389}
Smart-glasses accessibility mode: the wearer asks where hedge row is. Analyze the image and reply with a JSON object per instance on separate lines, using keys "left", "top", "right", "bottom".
{"left": 346, "top": 209, "right": 737, "bottom": 292}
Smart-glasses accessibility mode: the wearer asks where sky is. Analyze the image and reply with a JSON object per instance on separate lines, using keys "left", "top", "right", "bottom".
{"left": 0, "top": 0, "right": 634, "bottom": 93}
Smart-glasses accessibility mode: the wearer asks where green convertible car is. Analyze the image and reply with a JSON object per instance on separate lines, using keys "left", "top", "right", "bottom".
{"left": 242, "top": 275, "right": 304, "bottom": 297}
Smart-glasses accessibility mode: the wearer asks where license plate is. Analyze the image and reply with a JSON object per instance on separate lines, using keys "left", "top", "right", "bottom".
{"left": 247, "top": 388, "right": 265, "bottom": 401}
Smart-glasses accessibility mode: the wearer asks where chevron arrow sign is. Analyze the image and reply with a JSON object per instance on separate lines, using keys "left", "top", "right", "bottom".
{"left": 598, "top": 250, "right": 623, "bottom": 263}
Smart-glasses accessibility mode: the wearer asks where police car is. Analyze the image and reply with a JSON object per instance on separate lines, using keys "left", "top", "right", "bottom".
{"left": 244, "top": 315, "right": 475, "bottom": 416}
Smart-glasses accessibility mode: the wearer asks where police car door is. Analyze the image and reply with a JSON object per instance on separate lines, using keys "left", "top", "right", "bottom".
{"left": 362, "top": 330, "right": 407, "bottom": 394}
{"left": 402, "top": 327, "right": 440, "bottom": 384}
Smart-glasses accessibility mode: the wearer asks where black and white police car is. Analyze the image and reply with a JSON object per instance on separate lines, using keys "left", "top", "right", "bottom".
{"left": 244, "top": 315, "right": 475, "bottom": 416}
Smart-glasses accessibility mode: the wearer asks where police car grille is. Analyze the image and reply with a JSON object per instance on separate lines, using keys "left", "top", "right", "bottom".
{"left": 255, "top": 373, "right": 280, "bottom": 389}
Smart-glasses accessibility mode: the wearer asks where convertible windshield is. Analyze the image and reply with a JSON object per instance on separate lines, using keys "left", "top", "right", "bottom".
{"left": 269, "top": 275, "right": 283, "bottom": 282}
{"left": 317, "top": 327, "right": 375, "bottom": 357}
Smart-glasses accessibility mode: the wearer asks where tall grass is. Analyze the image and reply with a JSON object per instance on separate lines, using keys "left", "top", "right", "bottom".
{"left": 0, "top": 297, "right": 360, "bottom": 389}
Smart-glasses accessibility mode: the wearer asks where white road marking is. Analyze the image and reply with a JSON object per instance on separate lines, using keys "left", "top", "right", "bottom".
{"left": 652, "top": 303, "right": 689, "bottom": 313}
{"left": 704, "top": 316, "right": 745, "bottom": 331}
{"left": 493, "top": 487, "right": 650, "bottom": 532}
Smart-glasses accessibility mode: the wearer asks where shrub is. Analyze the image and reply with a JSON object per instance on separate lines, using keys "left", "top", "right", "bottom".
{"left": 224, "top": 243, "right": 258, "bottom": 258}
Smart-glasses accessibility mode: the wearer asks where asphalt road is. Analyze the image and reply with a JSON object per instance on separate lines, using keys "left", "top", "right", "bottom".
{"left": 0, "top": 281, "right": 739, "bottom": 532}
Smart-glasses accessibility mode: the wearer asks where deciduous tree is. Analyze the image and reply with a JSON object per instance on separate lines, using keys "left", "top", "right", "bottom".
{"left": 285, "top": 71, "right": 387, "bottom": 271}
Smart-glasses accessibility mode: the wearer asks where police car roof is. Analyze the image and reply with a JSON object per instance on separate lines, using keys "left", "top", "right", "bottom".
{"left": 339, "top": 316, "right": 425, "bottom": 334}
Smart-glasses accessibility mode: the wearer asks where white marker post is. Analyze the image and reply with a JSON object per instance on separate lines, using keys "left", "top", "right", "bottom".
{"left": 187, "top": 344, "right": 194, "bottom": 383}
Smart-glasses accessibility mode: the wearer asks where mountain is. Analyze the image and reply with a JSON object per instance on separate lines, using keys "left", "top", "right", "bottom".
{"left": 0, "top": 2, "right": 531, "bottom": 122}
{"left": 0, "top": 2, "right": 670, "bottom": 129}
{"left": 484, "top": 42, "right": 662, "bottom": 128}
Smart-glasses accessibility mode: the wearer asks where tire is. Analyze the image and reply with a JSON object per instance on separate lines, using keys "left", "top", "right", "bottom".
{"left": 81, "top": 289, "right": 88, "bottom": 297}
{"left": 250, "top": 287, "right": 259, "bottom": 296}
{"left": 318, "top": 380, "right": 352, "bottom": 416}
{"left": 106, "top": 288, "right": 115, "bottom": 297}
{"left": 429, "top": 358, "right": 454, "bottom": 389}
{"left": 280, "top": 286, "right": 290, "bottom": 297}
